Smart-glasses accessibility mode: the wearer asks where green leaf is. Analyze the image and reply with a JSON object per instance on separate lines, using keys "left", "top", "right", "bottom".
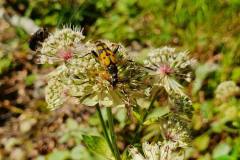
{"left": 25, "top": 74, "right": 37, "bottom": 86}
{"left": 214, "top": 155, "right": 231, "bottom": 160}
{"left": 132, "top": 111, "right": 142, "bottom": 122}
{"left": 47, "top": 150, "right": 70, "bottom": 160}
{"left": 70, "top": 145, "right": 93, "bottom": 160}
{"left": 82, "top": 95, "right": 98, "bottom": 106}
{"left": 82, "top": 135, "right": 114, "bottom": 160}
{"left": 36, "top": 156, "right": 45, "bottom": 160}
{"left": 66, "top": 118, "right": 78, "bottom": 130}
{"left": 212, "top": 142, "right": 231, "bottom": 159}
{"left": 115, "top": 107, "right": 127, "bottom": 128}
{"left": 0, "top": 57, "right": 12, "bottom": 75}
{"left": 192, "top": 63, "right": 218, "bottom": 94}
{"left": 144, "top": 107, "right": 169, "bottom": 125}
{"left": 231, "top": 67, "right": 240, "bottom": 82}
{"left": 193, "top": 134, "right": 210, "bottom": 151}
{"left": 143, "top": 107, "right": 169, "bottom": 125}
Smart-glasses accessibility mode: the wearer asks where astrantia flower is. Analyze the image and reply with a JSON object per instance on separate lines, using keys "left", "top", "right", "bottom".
{"left": 144, "top": 47, "right": 196, "bottom": 96}
{"left": 129, "top": 141, "right": 185, "bottom": 160}
{"left": 129, "top": 142, "right": 160, "bottom": 160}
{"left": 45, "top": 78, "right": 67, "bottom": 110}
{"left": 66, "top": 40, "right": 147, "bottom": 107}
{"left": 142, "top": 142, "right": 160, "bottom": 160}
{"left": 129, "top": 147, "right": 145, "bottom": 160}
{"left": 130, "top": 113, "right": 191, "bottom": 160}
{"left": 158, "top": 140, "right": 185, "bottom": 160}
{"left": 38, "top": 27, "right": 87, "bottom": 64}
{"left": 45, "top": 65, "right": 70, "bottom": 110}
{"left": 215, "top": 81, "right": 239, "bottom": 102}
{"left": 160, "top": 114, "right": 191, "bottom": 148}
{"left": 43, "top": 35, "right": 148, "bottom": 110}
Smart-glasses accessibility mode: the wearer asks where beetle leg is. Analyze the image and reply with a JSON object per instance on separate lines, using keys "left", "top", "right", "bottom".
{"left": 79, "top": 51, "right": 98, "bottom": 58}
{"left": 113, "top": 45, "right": 120, "bottom": 54}
{"left": 91, "top": 50, "right": 98, "bottom": 57}
{"left": 79, "top": 53, "right": 91, "bottom": 58}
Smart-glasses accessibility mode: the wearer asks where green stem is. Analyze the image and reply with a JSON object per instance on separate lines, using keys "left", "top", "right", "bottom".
{"left": 107, "top": 107, "right": 121, "bottom": 160}
{"left": 96, "top": 105, "right": 115, "bottom": 157}
{"left": 132, "top": 90, "right": 159, "bottom": 143}
{"left": 142, "top": 95, "right": 157, "bottom": 122}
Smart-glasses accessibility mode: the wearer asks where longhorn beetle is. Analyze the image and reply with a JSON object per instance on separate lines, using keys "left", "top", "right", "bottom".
{"left": 90, "top": 41, "right": 120, "bottom": 87}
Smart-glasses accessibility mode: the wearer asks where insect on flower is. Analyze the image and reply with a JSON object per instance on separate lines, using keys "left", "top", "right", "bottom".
{"left": 82, "top": 40, "right": 120, "bottom": 87}
{"left": 29, "top": 27, "right": 49, "bottom": 51}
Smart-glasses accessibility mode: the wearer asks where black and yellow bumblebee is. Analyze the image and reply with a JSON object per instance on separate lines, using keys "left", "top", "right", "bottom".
{"left": 29, "top": 27, "right": 49, "bottom": 51}
{"left": 90, "top": 41, "right": 120, "bottom": 87}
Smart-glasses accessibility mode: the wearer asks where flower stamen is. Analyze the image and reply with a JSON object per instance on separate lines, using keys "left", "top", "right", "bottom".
{"left": 58, "top": 49, "right": 73, "bottom": 61}
{"left": 158, "top": 64, "right": 173, "bottom": 75}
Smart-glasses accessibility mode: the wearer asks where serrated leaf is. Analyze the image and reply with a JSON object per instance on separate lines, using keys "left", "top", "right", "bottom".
{"left": 82, "top": 135, "right": 114, "bottom": 160}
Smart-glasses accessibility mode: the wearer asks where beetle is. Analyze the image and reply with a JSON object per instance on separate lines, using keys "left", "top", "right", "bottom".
{"left": 84, "top": 41, "right": 120, "bottom": 87}
{"left": 29, "top": 27, "right": 49, "bottom": 51}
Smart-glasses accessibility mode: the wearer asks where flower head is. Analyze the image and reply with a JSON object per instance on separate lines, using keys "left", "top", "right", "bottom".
{"left": 45, "top": 65, "right": 70, "bottom": 110}
{"left": 58, "top": 48, "right": 73, "bottom": 61}
{"left": 38, "top": 27, "right": 87, "bottom": 64}
{"left": 144, "top": 47, "right": 196, "bottom": 96}
{"left": 215, "top": 81, "right": 239, "bottom": 102}
{"left": 129, "top": 141, "right": 185, "bottom": 160}
{"left": 129, "top": 142, "right": 160, "bottom": 160}
{"left": 65, "top": 41, "right": 147, "bottom": 107}
{"left": 42, "top": 32, "right": 148, "bottom": 109}
{"left": 160, "top": 114, "right": 191, "bottom": 148}
{"left": 158, "top": 140, "right": 185, "bottom": 160}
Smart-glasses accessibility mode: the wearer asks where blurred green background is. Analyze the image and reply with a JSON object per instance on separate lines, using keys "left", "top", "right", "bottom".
{"left": 0, "top": 0, "right": 239, "bottom": 159}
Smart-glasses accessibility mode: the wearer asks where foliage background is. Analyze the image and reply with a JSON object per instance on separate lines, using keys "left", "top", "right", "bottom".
{"left": 0, "top": 0, "right": 239, "bottom": 159}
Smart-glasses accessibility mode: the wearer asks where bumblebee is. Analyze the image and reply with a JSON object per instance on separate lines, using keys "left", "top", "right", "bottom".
{"left": 29, "top": 27, "right": 49, "bottom": 51}
{"left": 91, "top": 41, "right": 119, "bottom": 87}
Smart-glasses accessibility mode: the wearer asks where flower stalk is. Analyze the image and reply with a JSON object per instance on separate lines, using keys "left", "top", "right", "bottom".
{"left": 132, "top": 90, "right": 159, "bottom": 143}
{"left": 96, "top": 104, "right": 115, "bottom": 157}
{"left": 107, "top": 107, "right": 121, "bottom": 160}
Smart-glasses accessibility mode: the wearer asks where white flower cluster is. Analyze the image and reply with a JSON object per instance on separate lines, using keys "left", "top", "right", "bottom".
{"left": 129, "top": 113, "right": 191, "bottom": 160}
{"left": 144, "top": 47, "right": 196, "bottom": 96}
{"left": 160, "top": 114, "right": 191, "bottom": 148}
{"left": 39, "top": 27, "right": 148, "bottom": 110}
{"left": 215, "top": 81, "right": 239, "bottom": 102}
{"left": 129, "top": 141, "right": 185, "bottom": 160}
{"left": 45, "top": 78, "right": 66, "bottom": 110}
{"left": 39, "top": 27, "right": 87, "bottom": 64}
